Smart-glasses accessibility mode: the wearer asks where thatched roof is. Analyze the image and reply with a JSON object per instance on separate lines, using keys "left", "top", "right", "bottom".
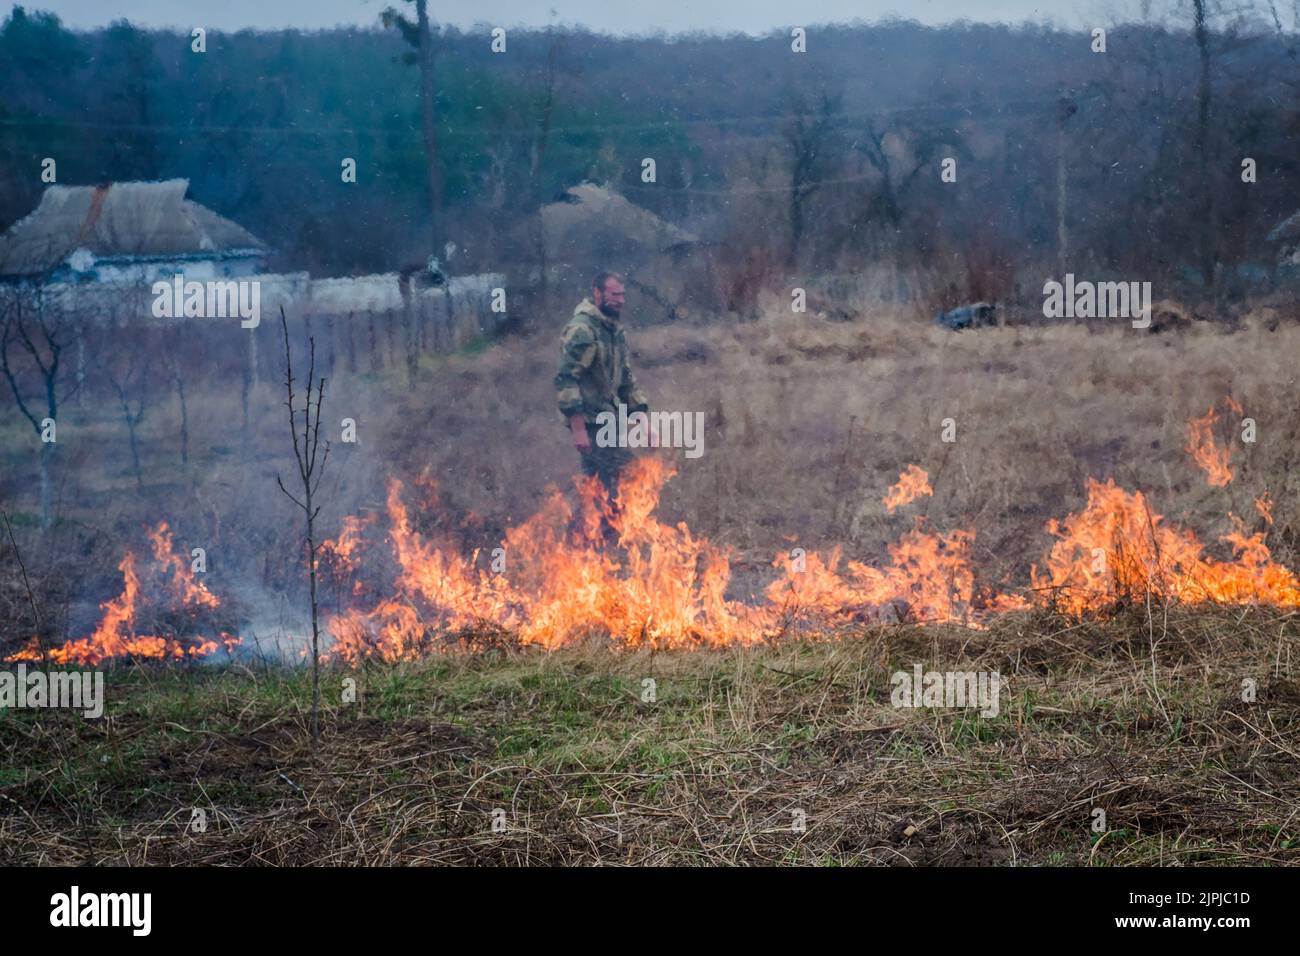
{"left": 541, "top": 183, "right": 698, "bottom": 261}
{"left": 0, "top": 179, "right": 265, "bottom": 277}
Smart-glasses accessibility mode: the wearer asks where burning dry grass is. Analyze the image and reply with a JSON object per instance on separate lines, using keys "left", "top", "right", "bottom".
{"left": 8, "top": 303, "right": 1300, "bottom": 662}
{"left": 5, "top": 300, "right": 1300, "bottom": 863}
{"left": 381, "top": 304, "right": 1300, "bottom": 592}
{"left": 2, "top": 607, "right": 1298, "bottom": 865}
{"left": 6, "top": 522, "right": 236, "bottom": 665}
{"left": 29, "top": 434, "right": 1295, "bottom": 664}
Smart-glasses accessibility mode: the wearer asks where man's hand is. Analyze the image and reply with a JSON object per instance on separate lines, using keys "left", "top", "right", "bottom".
{"left": 569, "top": 415, "right": 591, "bottom": 453}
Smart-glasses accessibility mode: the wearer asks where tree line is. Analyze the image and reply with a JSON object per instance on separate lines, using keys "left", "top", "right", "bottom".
{"left": 0, "top": 2, "right": 1298, "bottom": 293}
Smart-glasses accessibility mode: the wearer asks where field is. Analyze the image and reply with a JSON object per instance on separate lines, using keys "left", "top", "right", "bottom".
{"left": 3, "top": 301, "right": 1300, "bottom": 865}
{"left": 3, "top": 609, "right": 1298, "bottom": 865}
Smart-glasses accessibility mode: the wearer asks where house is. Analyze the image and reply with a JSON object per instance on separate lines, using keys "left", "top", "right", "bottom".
{"left": 534, "top": 182, "right": 701, "bottom": 320}
{"left": 0, "top": 179, "right": 266, "bottom": 285}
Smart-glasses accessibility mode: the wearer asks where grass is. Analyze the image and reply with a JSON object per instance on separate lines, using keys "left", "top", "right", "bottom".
{"left": 5, "top": 300, "right": 1300, "bottom": 644}
{"left": 3, "top": 605, "right": 1298, "bottom": 866}
{"left": 5, "top": 298, "right": 1300, "bottom": 865}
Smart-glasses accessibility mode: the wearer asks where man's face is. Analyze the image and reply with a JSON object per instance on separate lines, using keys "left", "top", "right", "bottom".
{"left": 594, "top": 278, "right": 625, "bottom": 318}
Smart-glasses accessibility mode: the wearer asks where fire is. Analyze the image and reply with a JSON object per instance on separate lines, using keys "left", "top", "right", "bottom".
{"left": 319, "top": 513, "right": 374, "bottom": 596}
{"left": 323, "top": 460, "right": 1027, "bottom": 660}
{"left": 320, "top": 401, "right": 1300, "bottom": 658}
{"left": 149, "top": 522, "right": 218, "bottom": 609}
{"left": 883, "top": 464, "right": 933, "bottom": 513}
{"left": 1256, "top": 494, "right": 1273, "bottom": 527}
{"left": 326, "top": 459, "right": 759, "bottom": 660}
{"left": 750, "top": 464, "right": 1021, "bottom": 628}
{"left": 1031, "top": 478, "right": 1300, "bottom": 615}
{"left": 766, "top": 526, "right": 1025, "bottom": 627}
{"left": 319, "top": 514, "right": 371, "bottom": 567}
{"left": 1185, "top": 398, "right": 1239, "bottom": 487}
{"left": 5, "top": 523, "right": 235, "bottom": 666}
{"left": 15, "top": 405, "right": 1300, "bottom": 664}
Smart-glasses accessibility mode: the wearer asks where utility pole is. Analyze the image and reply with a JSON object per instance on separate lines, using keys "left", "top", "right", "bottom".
{"left": 1056, "top": 93, "right": 1078, "bottom": 276}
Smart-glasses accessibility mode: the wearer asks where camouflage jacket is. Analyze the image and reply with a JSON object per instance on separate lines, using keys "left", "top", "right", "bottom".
{"left": 555, "top": 298, "right": 649, "bottom": 424}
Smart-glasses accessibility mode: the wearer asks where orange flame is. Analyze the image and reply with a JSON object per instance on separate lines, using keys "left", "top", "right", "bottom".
{"left": 767, "top": 525, "right": 1026, "bottom": 626}
{"left": 319, "top": 514, "right": 371, "bottom": 568}
{"left": 1256, "top": 494, "right": 1273, "bottom": 527}
{"left": 1031, "top": 478, "right": 1300, "bottom": 615}
{"left": 6, "top": 523, "right": 233, "bottom": 665}
{"left": 149, "top": 522, "right": 218, "bottom": 610}
{"left": 16, "top": 398, "right": 1300, "bottom": 665}
{"left": 323, "top": 459, "right": 1028, "bottom": 660}
{"left": 319, "top": 513, "right": 374, "bottom": 596}
{"left": 326, "top": 460, "right": 759, "bottom": 660}
{"left": 324, "top": 426, "right": 1297, "bottom": 656}
{"left": 1185, "top": 400, "right": 1237, "bottom": 487}
{"left": 883, "top": 464, "right": 934, "bottom": 513}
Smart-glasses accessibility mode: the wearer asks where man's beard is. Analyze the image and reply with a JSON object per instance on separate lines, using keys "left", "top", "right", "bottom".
{"left": 598, "top": 302, "right": 620, "bottom": 318}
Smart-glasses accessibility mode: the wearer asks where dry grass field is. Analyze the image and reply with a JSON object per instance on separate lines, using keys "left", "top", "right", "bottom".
{"left": 5, "top": 298, "right": 1299, "bottom": 595}
{"left": 390, "top": 299, "right": 1300, "bottom": 589}
{"left": 3, "top": 298, "right": 1300, "bottom": 865}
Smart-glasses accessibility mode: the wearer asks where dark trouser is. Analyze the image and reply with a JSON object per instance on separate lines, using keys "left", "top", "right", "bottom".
{"left": 576, "top": 422, "right": 636, "bottom": 545}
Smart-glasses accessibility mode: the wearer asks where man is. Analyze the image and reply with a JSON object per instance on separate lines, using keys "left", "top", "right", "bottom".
{"left": 555, "top": 271, "right": 650, "bottom": 518}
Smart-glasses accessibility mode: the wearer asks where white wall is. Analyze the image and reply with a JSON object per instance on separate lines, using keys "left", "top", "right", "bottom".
{"left": 2, "top": 270, "right": 508, "bottom": 349}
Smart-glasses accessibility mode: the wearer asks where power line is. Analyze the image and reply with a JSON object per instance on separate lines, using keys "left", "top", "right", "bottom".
{"left": 0, "top": 95, "right": 1059, "bottom": 140}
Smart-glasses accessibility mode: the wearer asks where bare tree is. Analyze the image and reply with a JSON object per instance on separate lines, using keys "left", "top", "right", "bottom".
{"left": 1057, "top": 93, "right": 1079, "bottom": 273}
{"left": 0, "top": 290, "right": 80, "bottom": 527}
{"left": 275, "top": 308, "right": 330, "bottom": 752}
{"left": 98, "top": 335, "right": 154, "bottom": 492}
{"left": 2, "top": 509, "right": 50, "bottom": 669}
{"left": 162, "top": 338, "right": 190, "bottom": 468}
{"left": 783, "top": 90, "right": 843, "bottom": 270}
{"left": 853, "top": 115, "right": 958, "bottom": 242}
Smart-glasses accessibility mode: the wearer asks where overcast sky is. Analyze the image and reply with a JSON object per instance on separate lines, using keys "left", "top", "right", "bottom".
{"left": 30, "top": 1, "right": 1113, "bottom": 34}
